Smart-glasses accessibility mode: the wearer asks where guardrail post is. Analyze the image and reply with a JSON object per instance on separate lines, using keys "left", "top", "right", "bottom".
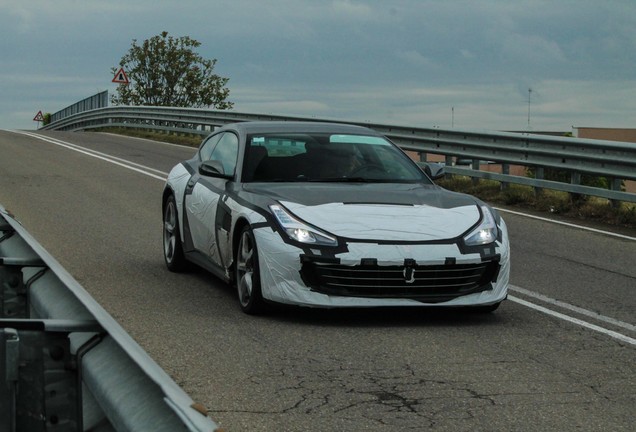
{"left": 471, "top": 159, "right": 479, "bottom": 186}
{"left": 570, "top": 171, "right": 583, "bottom": 202}
{"left": 609, "top": 177, "right": 622, "bottom": 208}
{"left": 1, "top": 328, "right": 19, "bottom": 431}
{"left": 501, "top": 164, "right": 510, "bottom": 190}
{"left": 0, "top": 324, "right": 80, "bottom": 432}
{"left": 445, "top": 155, "right": 453, "bottom": 179}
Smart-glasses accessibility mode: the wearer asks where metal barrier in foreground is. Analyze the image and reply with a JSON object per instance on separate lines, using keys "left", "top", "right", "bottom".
{"left": 0, "top": 204, "right": 220, "bottom": 432}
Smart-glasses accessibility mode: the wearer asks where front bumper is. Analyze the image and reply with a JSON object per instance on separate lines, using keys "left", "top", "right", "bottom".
{"left": 253, "top": 219, "right": 510, "bottom": 308}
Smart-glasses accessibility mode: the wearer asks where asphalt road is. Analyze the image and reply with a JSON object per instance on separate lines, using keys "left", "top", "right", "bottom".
{"left": 1, "top": 129, "right": 634, "bottom": 431}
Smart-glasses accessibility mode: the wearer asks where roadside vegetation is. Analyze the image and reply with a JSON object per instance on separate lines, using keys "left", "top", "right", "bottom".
{"left": 437, "top": 176, "right": 636, "bottom": 229}
{"left": 112, "top": 31, "right": 233, "bottom": 109}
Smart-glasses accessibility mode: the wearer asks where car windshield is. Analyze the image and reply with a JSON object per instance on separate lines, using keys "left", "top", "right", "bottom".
{"left": 242, "top": 133, "right": 430, "bottom": 183}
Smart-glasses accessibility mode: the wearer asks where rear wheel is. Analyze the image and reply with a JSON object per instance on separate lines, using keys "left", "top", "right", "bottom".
{"left": 235, "top": 226, "right": 266, "bottom": 314}
{"left": 163, "top": 194, "right": 187, "bottom": 272}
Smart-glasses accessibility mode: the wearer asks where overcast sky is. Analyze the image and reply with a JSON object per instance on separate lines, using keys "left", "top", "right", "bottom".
{"left": 1, "top": 0, "right": 634, "bottom": 132}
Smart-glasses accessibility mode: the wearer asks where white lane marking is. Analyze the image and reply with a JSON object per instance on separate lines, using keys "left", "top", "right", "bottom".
{"left": 509, "top": 295, "right": 636, "bottom": 346}
{"left": 509, "top": 285, "right": 636, "bottom": 332}
{"left": 13, "top": 131, "right": 636, "bottom": 345}
{"left": 16, "top": 131, "right": 169, "bottom": 181}
{"left": 495, "top": 207, "right": 636, "bottom": 241}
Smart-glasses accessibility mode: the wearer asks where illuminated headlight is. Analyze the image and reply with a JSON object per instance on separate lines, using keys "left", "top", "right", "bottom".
{"left": 270, "top": 204, "right": 337, "bottom": 246}
{"left": 463, "top": 206, "right": 498, "bottom": 246}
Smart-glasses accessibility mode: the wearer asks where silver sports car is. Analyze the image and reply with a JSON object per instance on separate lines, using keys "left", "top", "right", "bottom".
{"left": 162, "top": 121, "right": 510, "bottom": 314}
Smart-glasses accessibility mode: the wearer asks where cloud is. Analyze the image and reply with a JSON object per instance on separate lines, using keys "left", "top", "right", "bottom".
{"left": 501, "top": 34, "right": 567, "bottom": 65}
{"left": 230, "top": 77, "right": 636, "bottom": 132}
{"left": 395, "top": 50, "right": 439, "bottom": 69}
{"left": 1, "top": 6, "right": 34, "bottom": 34}
{"left": 1, "top": 0, "right": 635, "bottom": 131}
{"left": 331, "top": 0, "right": 375, "bottom": 19}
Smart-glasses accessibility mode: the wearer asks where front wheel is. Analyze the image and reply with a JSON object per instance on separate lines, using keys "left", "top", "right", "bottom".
{"left": 235, "top": 226, "right": 266, "bottom": 314}
{"left": 163, "top": 194, "right": 188, "bottom": 272}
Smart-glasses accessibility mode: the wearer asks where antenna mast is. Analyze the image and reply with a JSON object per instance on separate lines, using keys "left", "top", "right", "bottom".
{"left": 527, "top": 88, "right": 532, "bottom": 129}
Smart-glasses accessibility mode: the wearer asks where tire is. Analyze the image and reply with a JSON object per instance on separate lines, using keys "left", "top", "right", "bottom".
{"left": 235, "top": 225, "right": 266, "bottom": 314}
{"left": 163, "top": 194, "right": 188, "bottom": 272}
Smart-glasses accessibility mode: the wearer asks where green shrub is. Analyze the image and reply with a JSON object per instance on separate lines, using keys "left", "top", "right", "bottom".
{"left": 437, "top": 175, "right": 634, "bottom": 229}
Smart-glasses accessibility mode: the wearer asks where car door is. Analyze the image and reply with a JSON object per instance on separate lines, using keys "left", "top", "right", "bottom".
{"left": 184, "top": 131, "right": 239, "bottom": 267}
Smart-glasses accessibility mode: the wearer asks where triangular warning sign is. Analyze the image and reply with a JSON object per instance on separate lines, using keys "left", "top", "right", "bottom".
{"left": 33, "top": 110, "right": 44, "bottom": 122}
{"left": 112, "top": 67, "right": 130, "bottom": 84}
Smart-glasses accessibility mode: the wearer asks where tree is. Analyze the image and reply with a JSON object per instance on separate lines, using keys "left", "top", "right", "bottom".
{"left": 111, "top": 31, "right": 233, "bottom": 109}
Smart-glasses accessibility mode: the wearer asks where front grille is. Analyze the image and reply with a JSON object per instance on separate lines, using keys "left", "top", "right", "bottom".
{"left": 300, "top": 259, "right": 500, "bottom": 303}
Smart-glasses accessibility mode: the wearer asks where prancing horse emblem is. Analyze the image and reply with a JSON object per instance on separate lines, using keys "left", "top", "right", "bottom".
{"left": 403, "top": 266, "right": 416, "bottom": 284}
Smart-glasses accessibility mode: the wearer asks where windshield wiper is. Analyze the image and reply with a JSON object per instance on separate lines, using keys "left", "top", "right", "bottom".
{"left": 255, "top": 177, "right": 310, "bottom": 182}
{"left": 308, "top": 177, "right": 386, "bottom": 183}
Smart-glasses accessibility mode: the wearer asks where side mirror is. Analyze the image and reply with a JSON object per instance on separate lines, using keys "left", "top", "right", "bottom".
{"left": 199, "top": 160, "right": 233, "bottom": 179}
{"left": 423, "top": 163, "right": 445, "bottom": 180}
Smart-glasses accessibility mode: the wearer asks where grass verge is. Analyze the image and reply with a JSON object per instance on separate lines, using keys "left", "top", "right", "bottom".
{"left": 437, "top": 176, "right": 636, "bottom": 229}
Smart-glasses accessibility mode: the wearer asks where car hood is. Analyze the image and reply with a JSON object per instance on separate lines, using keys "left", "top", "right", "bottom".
{"left": 243, "top": 183, "right": 481, "bottom": 241}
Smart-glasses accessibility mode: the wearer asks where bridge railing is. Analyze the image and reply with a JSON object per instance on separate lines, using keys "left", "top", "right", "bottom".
{"left": 41, "top": 105, "right": 636, "bottom": 203}
{"left": 0, "top": 205, "right": 220, "bottom": 431}
{"left": 49, "top": 91, "right": 109, "bottom": 124}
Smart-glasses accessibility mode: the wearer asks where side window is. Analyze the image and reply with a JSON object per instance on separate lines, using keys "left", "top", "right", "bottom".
{"left": 209, "top": 132, "right": 239, "bottom": 175}
{"left": 198, "top": 133, "right": 222, "bottom": 161}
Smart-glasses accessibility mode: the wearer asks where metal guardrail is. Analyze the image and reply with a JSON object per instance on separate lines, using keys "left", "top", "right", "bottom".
{"left": 0, "top": 205, "right": 219, "bottom": 432}
{"left": 41, "top": 105, "right": 636, "bottom": 203}
{"left": 50, "top": 91, "right": 109, "bottom": 124}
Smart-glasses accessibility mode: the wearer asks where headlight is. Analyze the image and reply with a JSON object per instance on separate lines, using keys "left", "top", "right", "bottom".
{"left": 463, "top": 205, "right": 498, "bottom": 246}
{"left": 269, "top": 204, "right": 337, "bottom": 246}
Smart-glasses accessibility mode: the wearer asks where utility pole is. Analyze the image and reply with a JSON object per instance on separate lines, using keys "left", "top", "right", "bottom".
{"left": 527, "top": 88, "right": 532, "bottom": 129}
{"left": 451, "top": 106, "right": 454, "bottom": 128}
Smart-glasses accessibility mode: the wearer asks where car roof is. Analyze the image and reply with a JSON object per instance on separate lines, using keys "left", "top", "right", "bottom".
{"left": 216, "top": 121, "right": 382, "bottom": 136}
